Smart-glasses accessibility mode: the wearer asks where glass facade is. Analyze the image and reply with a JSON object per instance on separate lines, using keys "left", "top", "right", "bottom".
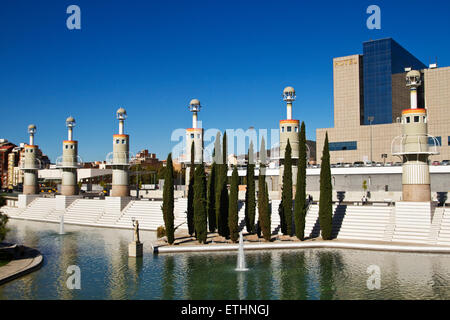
{"left": 428, "top": 136, "right": 442, "bottom": 146}
{"left": 363, "top": 39, "right": 426, "bottom": 125}
{"left": 329, "top": 141, "right": 357, "bottom": 151}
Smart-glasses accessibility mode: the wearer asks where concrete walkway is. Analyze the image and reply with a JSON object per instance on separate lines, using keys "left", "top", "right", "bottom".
{"left": 153, "top": 236, "right": 450, "bottom": 254}
{"left": 0, "top": 245, "right": 43, "bottom": 285}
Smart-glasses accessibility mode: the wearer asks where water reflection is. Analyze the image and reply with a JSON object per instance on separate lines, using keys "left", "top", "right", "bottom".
{"left": 1, "top": 220, "right": 450, "bottom": 300}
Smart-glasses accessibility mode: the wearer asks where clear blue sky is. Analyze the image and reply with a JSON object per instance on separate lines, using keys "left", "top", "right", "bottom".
{"left": 1, "top": 0, "right": 449, "bottom": 162}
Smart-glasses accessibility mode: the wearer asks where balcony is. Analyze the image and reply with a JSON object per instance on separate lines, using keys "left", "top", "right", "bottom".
{"left": 391, "top": 134, "right": 440, "bottom": 156}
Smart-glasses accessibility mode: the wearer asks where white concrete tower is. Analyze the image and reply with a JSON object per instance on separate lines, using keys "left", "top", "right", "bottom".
{"left": 185, "top": 99, "right": 204, "bottom": 187}
{"left": 111, "top": 107, "right": 130, "bottom": 197}
{"left": 22, "top": 124, "right": 39, "bottom": 195}
{"left": 58, "top": 117, "right": 81, "bottom": 196}
{"left": 392, "top": 70, "right": 439, "bottom": 202}
{"left": 279, "top": 86, "right": 300, "bottom": 196}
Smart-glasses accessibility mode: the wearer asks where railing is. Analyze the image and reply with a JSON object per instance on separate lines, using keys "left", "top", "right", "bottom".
{"left": 391, "top": 134, "right": 440, "bottom": 155}
{"left": 19, "top": 158, "right": 42, "bottom": 170}
{"left": 55, "top": 155, "right": 83, "bottom": 168}
{"left": 105, "top": 151, "right": 134, "bottom": 166}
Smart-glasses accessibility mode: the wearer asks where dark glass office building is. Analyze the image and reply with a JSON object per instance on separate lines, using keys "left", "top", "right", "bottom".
{"left": 362, "top": 38, "right": 427, "bottom": 125}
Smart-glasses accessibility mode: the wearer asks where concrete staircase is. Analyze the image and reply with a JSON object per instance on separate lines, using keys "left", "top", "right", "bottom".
{"left": 333, "top": 205, "right": 391, "bottom": 241}
{"left": 115, "top": 200, "right": 165, "bottom": 230}
{"left": 96, "top": 200, "right": 133, "bottom": 226}
{"left": 392, "top": 202, "right": 432, "bottom": 244}
{"left": 269, "top": 200, "right": 282, "bottom": 234}
{"left": 428, "top": 207, "right": 444, "bottom": 244}
{"left": 62, "top": 199, "right": 106, "bottom": 225}
{"left": 437, "top": 207, "right": 450, "bottom": 245}
{"left": 17, "top": 198, "right": 56, "bottom": 221}
{"left": 304, "top": 204, "right": 320, "bottom": 238}
{"left": 174, "top": 198, "right": 188, "bottom": 231}
{"left": 0, "top": 206, "right": 24, "bottom": 218}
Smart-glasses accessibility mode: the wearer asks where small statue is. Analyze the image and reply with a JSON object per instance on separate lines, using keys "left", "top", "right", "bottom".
{"left": 133, "top": 220, "right": 140, "bottom": 243}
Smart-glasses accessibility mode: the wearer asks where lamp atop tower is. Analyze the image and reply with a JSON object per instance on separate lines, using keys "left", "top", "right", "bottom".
{"left": 188, "top": 99, "right": 201, "bottom": 112}
{"left": 66, "top": 116, "right": 76, "bottom": 141}
{"left": 406, "top": 70, "right": 421, "bottom": 109}
{"left": 282, "top": 86, "right": 296, "bottom": 120}
{"left": 188, "top": 99, "right": 202, "bottom": 129}
{"left": 283, "top": 86, "right": 296, "bottom": 103}
{"left": 66, "top": 116, "right": 76, "bottom": 128}
{"left": 28, "top": 124, "right": 36, "bottom": 145}
{"left": 406, "top": 70, "right": 422, "bottom": 88}
{"left": 116, "top": 107, "right": 127, "bottom": 134}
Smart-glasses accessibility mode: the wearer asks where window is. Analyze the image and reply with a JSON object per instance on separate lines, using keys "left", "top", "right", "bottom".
{"left": 406, "top": 117, "right": 410, "bottom": 123}
{"left": 122, "top": 139, "right": 125, "bottom": 144}
{"left": 329, "top": 141, "right": 357, "bottom": 151}
{"left": 428, "top": 136, "right": 442, "bottom": 146}
{"left": 287, "top": 126, "right": 292, "bottom": 132}
{"left": 281, "top": 127, "right": 284, "bottom": 133}
{"left": 423, "top": 116, "right": 427, "bottom": 123}
{"left": 65, "top": 145, "right": 69, "bottom": 149}
{"left": 71, "top": 145, "right": 74, "bottom": 149}
{"left": 190, "top": 134, "right": 194, "bottom": 138}
{"left": 116, "top": 139, "right": 120, "bottom": 144}
{"left": 197, "top": 134, "right": 200, "bottom": 138}
{"left": 414, "top": 116, "right": 420, "bottom": 123}
{"left": 295, "top": 127, "right": 298, "bottom": 132}
{"left": 448, "top": 136, "right": 450, "bottom": 146}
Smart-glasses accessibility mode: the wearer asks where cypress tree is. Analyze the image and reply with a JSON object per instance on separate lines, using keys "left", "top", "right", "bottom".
{"left": 245, "top": 142, "right": 256, "bottom": 233}
{"left": 319, "top": 132, "right": 333, "bottom": 240}
{"left": 187, "top": 141, "right": 195, "bottom": 236}
{"left": 217, "top": 131, "right": 229, "bottom": 238}
{"left": 228, "top": 166, "right": 239, "bottom": 242}
{"left": 194, "top": 163, "right": 207, "bottom": 243}
{"left": 214, "top": 132, "right": 222, "bottom": 230}
{"left": 258, "top": 137, "right": 271, "bottom": 241}
{"left": 282, "top": 140, "right": 293, "bottom": 236}
{"left": 162, "top": 153, "right": 175, "bottom": 244}
{"left": 207, "top": 160, "right": 217, "bottom": 232}
{"left": 294, "top": 121, "right": 307, "bottom": 240}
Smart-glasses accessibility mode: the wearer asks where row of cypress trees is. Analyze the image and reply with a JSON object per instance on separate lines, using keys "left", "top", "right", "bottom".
{"left": 275, "top": 122, "right": 333, "bottom": 240}
{"left": 162, "top": 125, "right": 333, "bottom": 244}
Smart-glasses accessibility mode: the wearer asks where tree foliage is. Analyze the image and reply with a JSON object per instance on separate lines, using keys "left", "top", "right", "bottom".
{"left": 187, "top": 141, "right": 195, "bottom": 235}
{"left": 228, "top": 166, "right": 239, "bottom": 242}
{"left": 282, "top": 140, "right": 293, "bottom": 236}
{"left": 216, "top": 132, "right": 229, "bottom": 238}
{"left": 258, "top": 138, "right": 271, "bottom": 241}
{"left": 193, "top": 163, "right": 207, "bottom": 243}
{"left": 294, "top": 122, "right": 307, "bottom": 240}
{"left": 207, "top": 160, "right": 217, "bottom": 232}
{"left": 244, "top": 142, "right": 256, "bottom": 233}
{"left": 319, "top": 132, "right": 333, "bottom": 240}
{"left": 162, "top": 153, "right": 175, "bottom": 244}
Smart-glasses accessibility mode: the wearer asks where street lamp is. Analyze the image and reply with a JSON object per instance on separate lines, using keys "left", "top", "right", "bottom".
{"left": 368, "top": 116, "right": 375, "bottom": 163}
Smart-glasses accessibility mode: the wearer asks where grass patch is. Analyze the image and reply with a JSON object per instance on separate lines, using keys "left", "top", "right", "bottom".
{"left": 0, "top": 259, "right": 11, "bottom": 267}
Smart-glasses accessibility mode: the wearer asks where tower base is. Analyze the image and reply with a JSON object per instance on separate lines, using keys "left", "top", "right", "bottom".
{"left": 61, "top": 185, "right": 78, "bottom": 196}
{"left": 23, "top": 185, "right": 38, "bottom": 195}
{"left": 111, "top": 185, "right": 130, "bottom": 197}
{"left": 402, "top": 184, "right": 431, "bottom": 202}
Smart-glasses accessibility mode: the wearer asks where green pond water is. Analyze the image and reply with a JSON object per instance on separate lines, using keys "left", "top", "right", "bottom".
{"left": 1, "top": 219, "right": 450, "bottom": 300}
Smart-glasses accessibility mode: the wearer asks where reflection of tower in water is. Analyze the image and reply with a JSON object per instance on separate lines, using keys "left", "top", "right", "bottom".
{"left": 56, "top": 231, "right": 79, "bottom": 299}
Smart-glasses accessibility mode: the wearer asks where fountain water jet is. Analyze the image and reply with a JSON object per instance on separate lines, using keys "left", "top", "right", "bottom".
{"left": 59, "top": 215, "right": 65, "bottom": 235}
{"left": 235, "top": 231, "right": 248, "bottom": 271}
